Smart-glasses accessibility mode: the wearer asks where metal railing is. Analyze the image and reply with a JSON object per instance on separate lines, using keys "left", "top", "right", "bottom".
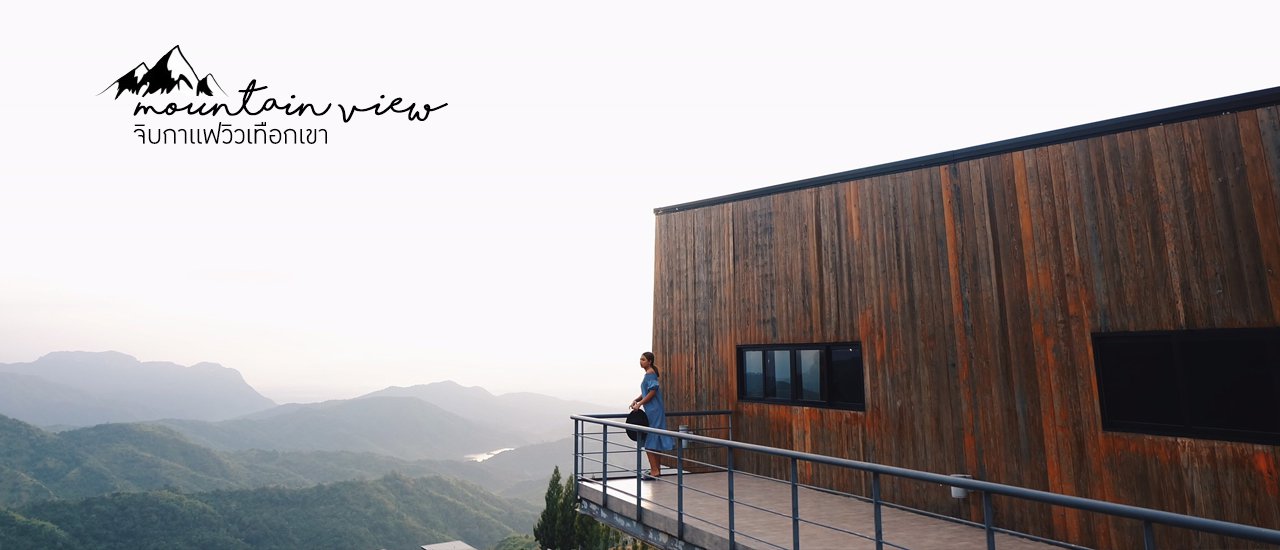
{"left": 571, "top": 412, "right": 1280, "bottom": 550}
{"left": 573, "top": 410, "right": 733, "bottom": 545}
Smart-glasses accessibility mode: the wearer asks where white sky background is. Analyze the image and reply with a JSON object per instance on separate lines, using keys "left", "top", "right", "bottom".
{"left": 1, "top": 1, "right": 1277, "bottom": 406}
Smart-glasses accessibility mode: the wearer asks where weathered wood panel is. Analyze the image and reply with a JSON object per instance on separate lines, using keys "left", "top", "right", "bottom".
{"left": 860, "top": 170, "right": 970, "bottom": 510}
{"left": 653, "top": 209, "right": 693, "bottom": 409}
{"left": 653, "top": 105, "right": 1280, "bottom": 549}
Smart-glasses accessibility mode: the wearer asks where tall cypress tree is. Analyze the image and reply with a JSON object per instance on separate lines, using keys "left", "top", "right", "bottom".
{"left": 533, "top": 467, "right": 565, "bottom": 549}
{"left": 534, "top": 467, "right": 624, "bottom": 550}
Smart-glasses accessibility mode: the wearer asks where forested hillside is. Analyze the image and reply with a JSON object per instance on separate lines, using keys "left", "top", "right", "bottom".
{"left": 0, "top": 370, "right": 603, "bottom": 549}
{"left": 0, "top": 414, "right": 545, "bottom": 508}
{"left": 155, "top": 396, "right": 522, "bottom": 460}
{"left": 0, "top": 415, "right": 248, "bottom": 507}
{"left": 5, "top": 474, "right": 536, "bottom": 550}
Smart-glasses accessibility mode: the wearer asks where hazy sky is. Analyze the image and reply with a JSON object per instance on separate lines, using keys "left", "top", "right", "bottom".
{"left": 2, "top": 1, "right": 1278, "bottom": 406}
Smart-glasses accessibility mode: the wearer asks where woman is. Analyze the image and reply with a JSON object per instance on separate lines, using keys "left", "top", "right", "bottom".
{"left": 630, "top": 351, "right": 674, "bottom": 478}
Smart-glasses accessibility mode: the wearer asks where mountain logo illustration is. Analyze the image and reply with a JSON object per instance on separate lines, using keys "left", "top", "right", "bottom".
{"left": 99, "top": 45, "right": 226, "bottom": 99}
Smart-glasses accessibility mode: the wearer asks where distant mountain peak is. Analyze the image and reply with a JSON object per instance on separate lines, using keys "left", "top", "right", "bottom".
{"left": 37, "top": 350, "right": 139, "bottom": 365}
{"left": 371, "top": 380, "right": 497, "bottom": 398}
{"left": 355, "top": 381, "right": 609, "bottom": 445}
{"left": 426, "top": 380, "right": 494, "bottom": 395}
{"left": 0, "top": 351, "right": 275, "bottom": 425}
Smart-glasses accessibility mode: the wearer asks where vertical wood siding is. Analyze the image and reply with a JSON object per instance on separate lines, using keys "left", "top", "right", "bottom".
{"left": 652, "top": 106, "right": 1280, "bottom": 549}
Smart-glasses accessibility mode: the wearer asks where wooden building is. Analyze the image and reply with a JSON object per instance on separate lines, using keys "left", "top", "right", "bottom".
{"left": 651, "top": 87, "right": 1280, "bottom": 549}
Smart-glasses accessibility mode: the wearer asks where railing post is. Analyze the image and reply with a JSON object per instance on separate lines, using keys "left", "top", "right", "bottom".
{"left": 573, "top": 419, "right": 580, "bottom": 502}
{"left": 791, "top": 457, "right": 800, "bottom": 549}
{"left": 983, "top": 490, "right": 996, "bottom": 550}
{"left": 872, "top": 472, "right": 883, "bottom": 550}
{"left": 1144, "top": 520, "right": 1157, "bottom": 550}
{"left": 728, "top": 446, "right": 736, "bottom": 548}
{"left": 602, "top": 424, "right": 609, "bottom": 504}
{"left": 636, "top": 433, "right": 643, "bottom": 521}
{"left": 677, "top": 429, "right": 685, "bottom": 540}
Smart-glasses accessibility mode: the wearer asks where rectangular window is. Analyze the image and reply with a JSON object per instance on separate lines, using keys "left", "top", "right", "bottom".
{"left": 743, "top": 350, "right": 764, "bottom": 398}
{"left": 768, "top": 350, "right": 791, "bottom": 399}
{"left": 738, "top": 343, "right": 865, "bottom": 411}
{"left": 1093, "top": 328, "right": 1280, "bottom": 445}
{"left": 798, "top": 349, "right": 822, "bottom": 401}
{"left": 828, "top": 345, "right": 865, "bottom": 407}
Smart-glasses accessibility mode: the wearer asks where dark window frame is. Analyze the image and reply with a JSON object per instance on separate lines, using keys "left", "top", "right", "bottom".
{"left": 1093, "top": 328, "right": 1280, "bottom": 446}
{"left": 737, "top": 342, "right": 865, "bottom": 411}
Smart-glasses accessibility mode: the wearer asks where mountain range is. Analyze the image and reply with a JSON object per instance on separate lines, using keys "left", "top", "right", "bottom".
{"left": 153, "top": 396, "right": 524, "bottom": 461}
{"left": 0, "top": 351, "right": 610, "bottom": 461}
{"left": 361, "top": 381, "right": 609, "bottom": 443}
{"left": 0, "top": 410, "right": 568, "bottom": 510}
{"left": 0, "top": 350, "right": 618, "bottom": 509}
{"left": 0, "top": 351, "right": 276, "bottom": 425}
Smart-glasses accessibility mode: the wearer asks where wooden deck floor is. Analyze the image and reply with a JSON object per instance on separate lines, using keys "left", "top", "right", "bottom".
{"left": 579, "top": 472, "right": 1063, "bottom": 550}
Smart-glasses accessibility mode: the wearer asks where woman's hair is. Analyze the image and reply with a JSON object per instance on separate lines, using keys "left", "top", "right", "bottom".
{"left": 642, "top": 351, "right": 658, "bottom": 377}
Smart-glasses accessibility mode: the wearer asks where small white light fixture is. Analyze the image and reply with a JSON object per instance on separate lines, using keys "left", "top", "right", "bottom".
{"left": 950, "top": 474, "right": 972, "bottom": 499}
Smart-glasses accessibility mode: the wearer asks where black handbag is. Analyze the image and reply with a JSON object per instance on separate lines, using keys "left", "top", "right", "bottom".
{"left": 625, "top": 408, "right": 649, "bottom": 442}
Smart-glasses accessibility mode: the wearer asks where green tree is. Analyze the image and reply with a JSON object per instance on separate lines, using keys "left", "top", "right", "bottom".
{"left": 533, "top": 467, "right": 566, "bottom": 548}
{"left": 0, "top": 509, "right": 75, "bottom": 550}
{"left": 533, "top": 467, "right": 622, "bottom": 550}
{"left": 492, "top": 534, "right": 538, "bottom": 550}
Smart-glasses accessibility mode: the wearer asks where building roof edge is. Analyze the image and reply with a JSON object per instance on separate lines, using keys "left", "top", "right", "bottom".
{"left": 654, "top": 85, "right": 1280, "bottom": 215}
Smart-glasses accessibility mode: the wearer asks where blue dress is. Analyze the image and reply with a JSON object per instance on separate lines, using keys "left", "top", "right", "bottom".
{"left": 641, "top": 372, "right": 675, "bottom": 451}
